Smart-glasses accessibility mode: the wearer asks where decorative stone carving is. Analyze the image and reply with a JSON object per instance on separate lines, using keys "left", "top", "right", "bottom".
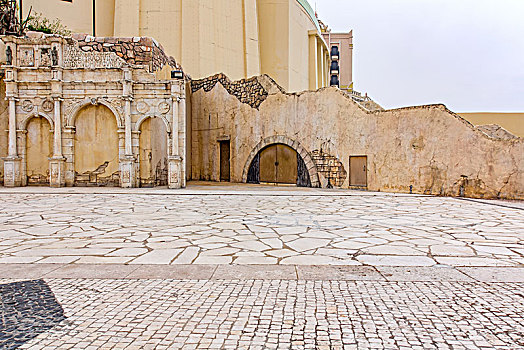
{"left": 40, "top": 48, "right": 52, "bottom": 67}
{"left": 106, "top": 98, "right": 124, "bottom": 117}
{"left": 21, "top": 100, "right": 34, "bottom": 113}
{"left": 42, "top": 99, "right": 54, "bottom": 113}
{"left": 19, "top": 47, "right": 35, "bottom": 67}
{"left": 63, "top": 43, "right": 124, "bottom": 69}
{"left": 136, "top": 101, "right": 150, "bottom": 114}
{"left": 51, "top": 47, "right": 59, "bottom": 66}
{"left": 158, "top": 101, "right": 170, "bottom": 114}
{"left": 6, "top": 46, "right": 12, "bottom": 65}
{"left": 64, "top": 99, "right": 83, "bottom": 121}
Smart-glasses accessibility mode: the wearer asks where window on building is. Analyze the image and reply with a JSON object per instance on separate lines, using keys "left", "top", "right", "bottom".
{"left": 330, "top": 46, "right": 339, "bottom": 58}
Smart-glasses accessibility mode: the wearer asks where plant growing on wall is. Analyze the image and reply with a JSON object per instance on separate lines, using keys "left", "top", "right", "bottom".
{"left": 0, "top": 0, "right": 31, "bottom": 36}
{"left": 27, "top": 12, "right": 71, "bottom": 36}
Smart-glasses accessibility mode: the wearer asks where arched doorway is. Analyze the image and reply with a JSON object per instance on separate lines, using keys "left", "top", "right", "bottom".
{"left": 139, "top": 117, "right": 168, "bottom": 187}
{"left": 247, "top": 143, "right": 311, "bottom": 187}
{"left": 26, "top": 117, "right": 52, "bottom": 185}
{"left": 74, "top": 104, "right": 120, "bottom": 186}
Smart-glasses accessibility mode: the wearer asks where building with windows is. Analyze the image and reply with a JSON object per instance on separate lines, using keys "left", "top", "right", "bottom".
{"left": 320, "top": 24, "right": 353, "bottom": 93}
{"left": 20, "top": 0, "right": 331, "bottom": 92}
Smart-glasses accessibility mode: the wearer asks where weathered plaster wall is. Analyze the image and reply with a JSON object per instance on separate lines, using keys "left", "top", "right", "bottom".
{"left": 26, "top": 117, "right": 52, "bottom": 185}
{"left": 191, "top": 75, "right": 524, "bottom": 199}
{"left": 139, "top": 117, "right": 168, "bottom": 186}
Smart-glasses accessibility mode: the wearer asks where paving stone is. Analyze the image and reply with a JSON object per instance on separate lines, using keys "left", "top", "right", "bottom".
{"left": 296, "top": 266, "right": 384, "bottom": 280}
{"left": 212, "top": 265, "right": 296, "bottom": 280}
{"left": 281, "top": 255, "right": 361, "bottom": 265}
{"left": 128, "top": 265, "right": 216, "bottom": 279}
{"left": 45, "top": 264, "right": 138, "bottom": 279}
{"left": 193, "top": 256, "right": 232, "bottom": 264}
{"left": 434, "top": 257, "right": 517, "bottom": 267}
{"left": 457, "top": 267, "right": 524, "bottom": 282}
{"left": 129, "top": 249, "right": 183, "bottom": 265}
{"left": 286, "top": 238, "right": 330, "bottom": 252}
{"left": 0, "top": 263, "right": 63, "bottom": 279}
{"left": 233, "top": 256, "right": 278, "bottom": 264}
{"left": 377, "top": 266, "right": 475, "bottom": 281}
{"left": 357, "top": 255, "right": 436, "bottom": 266}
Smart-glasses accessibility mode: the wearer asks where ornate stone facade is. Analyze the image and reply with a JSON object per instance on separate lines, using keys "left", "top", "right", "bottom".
{"left": 1, "top": 32, "right": 187, "bottom": 189}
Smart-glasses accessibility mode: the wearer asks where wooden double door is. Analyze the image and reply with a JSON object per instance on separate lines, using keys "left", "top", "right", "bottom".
{"left": 259, "top": 144, "right": 298, "bottom": 184}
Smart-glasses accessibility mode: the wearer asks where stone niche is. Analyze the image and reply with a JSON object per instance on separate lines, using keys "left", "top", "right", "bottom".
{"left": 1, "top": 32, "right": 187, "bottom": 189}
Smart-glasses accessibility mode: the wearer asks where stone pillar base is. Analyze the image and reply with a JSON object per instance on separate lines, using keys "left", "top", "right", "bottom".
{"left": 120, "top": 156, "right": 137, "bottom": 188}
{"left": 2, "top": 157, "right": 22, "bottom": 187}
{"left": 49, "top": 157, "right": 66, "bottom": 188}
{"left": 168, "top": 155, "right": 183, "bottom": 189}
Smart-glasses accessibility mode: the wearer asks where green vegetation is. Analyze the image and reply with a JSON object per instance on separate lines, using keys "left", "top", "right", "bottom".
{"left": 27, "top": 12, "right": 71, "bottom": 36}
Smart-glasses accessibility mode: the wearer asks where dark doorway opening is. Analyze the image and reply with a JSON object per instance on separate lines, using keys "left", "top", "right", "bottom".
{"left": 220, "top": 140, "right": 230, "bottom": 182}
{"left": 247, "top": 143, "right": 311, "bottom": 187}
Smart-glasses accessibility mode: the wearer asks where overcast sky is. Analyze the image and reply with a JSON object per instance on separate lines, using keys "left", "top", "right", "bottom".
{"left": 314, "top": 0, "right": 524, "bottom": 112}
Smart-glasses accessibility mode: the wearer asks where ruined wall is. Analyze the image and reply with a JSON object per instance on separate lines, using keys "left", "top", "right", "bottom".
{"left": 71, "top": 34, "right": 178, "bottom": 73}
{"left": 191, "top": 75, "right": 524, "bottom": 199}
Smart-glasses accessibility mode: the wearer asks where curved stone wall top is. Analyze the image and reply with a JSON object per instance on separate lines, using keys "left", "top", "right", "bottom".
{"left": 296, "top": 0, "right": 321, "bottom": 34}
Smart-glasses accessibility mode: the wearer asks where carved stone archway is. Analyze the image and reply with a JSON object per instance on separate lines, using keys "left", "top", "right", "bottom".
{"left": 65, "top": 98, "right": 124, "bottom": 129}
{"left": 19, "top": 112, "right": 54, "bottom": 130}
{"left": 242, "top": 135, "right": 319, "bottom": 188}
{"left": 134, "top": 114, "right": 172, "bottom": 133}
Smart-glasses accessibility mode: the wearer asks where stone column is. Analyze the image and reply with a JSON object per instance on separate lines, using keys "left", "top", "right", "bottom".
{"left": 168, "top": 85, "right": 183, "bottom": 189}
{"left": 120, "top": 69, "right": 137, "bottom": 188}
{"left": 49, "top": 98, "right": 66, "bottom": 187}
{"left": 3, "top": 97, "right": 22, "bottom": 187}
{"left": 63, "top": 126, "right": 76, "bottom": 186}
{"left": 120, "top": 96, "right": 136, "bottom": 188}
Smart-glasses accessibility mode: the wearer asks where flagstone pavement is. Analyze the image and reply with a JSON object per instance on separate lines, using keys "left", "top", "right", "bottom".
{"left": 0, "top": 185, "right": 522, "bottom": 267}
{"left": 0, "top": 184, "right": 523, "bottom": 349}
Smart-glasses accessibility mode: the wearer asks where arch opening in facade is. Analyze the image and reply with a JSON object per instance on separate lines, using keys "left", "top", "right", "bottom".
{"left": 25, "top": 116, "right": 52, "bottom": 186}
{"left": 246, "top": 143, "right": 315, "bottom": 187}
{"left": 73, "top": 104, "right": 120, "bottom": 187}
{"left": 138, "top": 116, "right": 169, "bottom": 187}
{"left": 243, "top": 136, "right": 319, "bottom": 188}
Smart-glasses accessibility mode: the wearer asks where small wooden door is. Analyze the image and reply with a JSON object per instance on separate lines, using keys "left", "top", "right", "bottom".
{"left": 350, "top": 156, "right": 367, "bottom": 186}
{"left": 259, "top": 144, "right": 298, "bottom": 184}
{"left": 220, "top": 141, "right": 230, "bottom": 181}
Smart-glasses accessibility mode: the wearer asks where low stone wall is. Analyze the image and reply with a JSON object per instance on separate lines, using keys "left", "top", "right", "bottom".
{"left": 72, "top": 34, "right": 178, "bottom": 73}
{"left": 190, "top": 74, "right": 524, "bottom": 200}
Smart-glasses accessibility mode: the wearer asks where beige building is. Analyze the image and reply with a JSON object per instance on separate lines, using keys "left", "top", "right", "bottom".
{"left": 0, "top": 32, "right": 522, "bottom": 200}
{"left": 21, "top": 0, "right": 331, "bottom": 92}
{"left": 321, "top": 26, "right": 353, "bottom": 92}
{"left": 459, "top": 113, "right": 524, "bottom": 138}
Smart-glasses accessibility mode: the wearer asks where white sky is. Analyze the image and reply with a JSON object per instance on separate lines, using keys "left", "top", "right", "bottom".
{"left": 314, "top": 0, "right": 524, "bottom": 112}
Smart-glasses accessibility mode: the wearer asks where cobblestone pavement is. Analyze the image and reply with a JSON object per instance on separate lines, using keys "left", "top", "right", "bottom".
{"left": 1, "top": 278, "right": 523, "bottom": 349}
{"left": 0, "top": 186, "right": 522, "bottom": 267}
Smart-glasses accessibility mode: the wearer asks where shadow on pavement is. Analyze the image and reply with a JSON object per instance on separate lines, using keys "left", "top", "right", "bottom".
{"left": 0, "top": 280, "right": 65, "bottom": 349}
